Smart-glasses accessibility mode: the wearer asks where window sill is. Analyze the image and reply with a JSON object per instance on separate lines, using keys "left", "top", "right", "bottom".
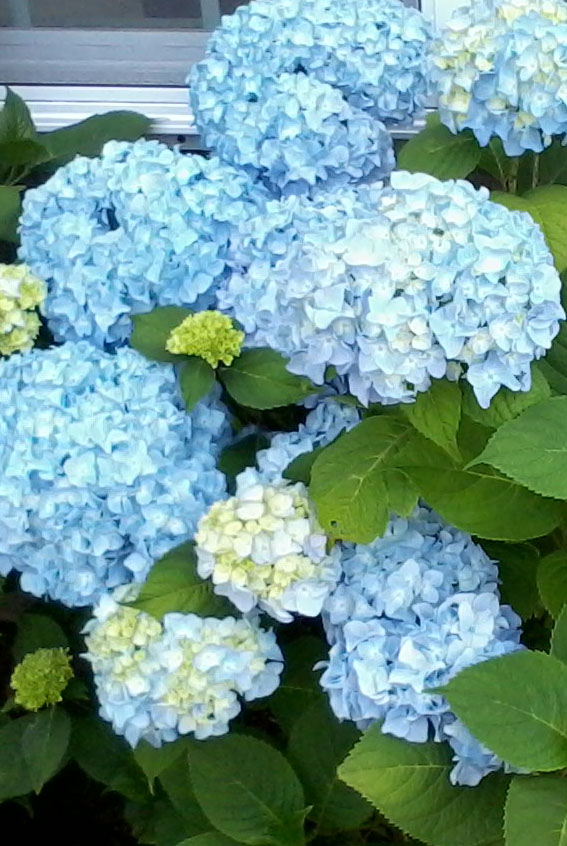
{"left": 9, "top": 83, "right": 426, "bottom": 140}
{"left": 10, "top": 84, "right": 195, "bottom": 136}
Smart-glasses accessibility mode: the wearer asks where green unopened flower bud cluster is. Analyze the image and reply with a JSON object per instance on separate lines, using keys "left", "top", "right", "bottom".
{"left": 195, "top": 469, "right": 341, "bottom": 623}
{"left": 11, "top": 647, "right": 73, "bottom": 711}
{"left": 166, "top": 310, "right": 244, "bottom": 368}
{"left": 0, "top": 263, "right": 46, "bottom": 356}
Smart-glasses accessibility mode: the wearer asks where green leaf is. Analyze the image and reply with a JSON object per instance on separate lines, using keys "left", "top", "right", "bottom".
{"left": 288, "top": 701, "right": 371, "bottom": 834}
{"left": 461, "top": 369, "right": 551, "bottom": 429}
{"left": 129, "top": 795, "right": 204, "bottom": 846}
{"left": 159, "top": 756, "right": 211, "bottom": 834}
{"left": 219, "top": 349, "right": 319, "bottom": 410}
{"left": 492, "top": 191, "right": 544, "bottom": 217}
{"left": 482, "top": 542, "right": 541, "bottom": 620}
{"left": 381, "top": 468, "right": 419, "bottom": 518}
{"left": 269, "top": 636, "right": 328, "bottom": 735}
{"left": 130, "top": 307, "right": 193, "bottom": 363}
{"left": 21, "top": 707, "right": 70, "bottom": 794}
{"left": 0, "top": 715, "right": 36, "bottom": 800}
{"left": 0, "top": 185, "right": 22, "bottom": 243}
{"left": 456, "top": 414, "right": 494, "bottom": 462}
{"left": 134, "top": 737, "right": 188, "bottom": 790}
{"left": 13, "top": 613, "right": 68, "bottom": 663}
{"left": 505, "top": 774, "right": 567, "bottom": 846}
{"left": 397, "top": 115, "right": 481, "bottom": 180}
{"left": 539, "top": 324, "right": 567, "bottom": 396}
{"left": 492, "top": 188, "right": 567, "bottom": 272}
{"left": 131, "top": 542, "right": 231, "bottom": 621}
{"left": 551, "top": 606, "right": 567, "bottom": 666}
{"left": 404, "top": 459, "right": 562, "bottom": 541}
{"left": 176, "top": 836, "right": 240, "bottom": 846}
{"left": 42, "top": 110, "right": 151, "bottom": 166}
{"left": 523, "top": 186, "right": 567, "bottom": 272}
{"left": 0, "top": 139, "right": 51, "bottom": 170}
{"left": 218, "top": 433, "right": 270, "bottom": 493}
{"left": 0, "top": 87, "right": 36, "bottom": 143}
{"left": 339, "top": 724, "right": 508, "bottom": 846}
{"left": 179, "top": 358, "right": 215, "bottom": 412}
{"left": 401, "top": 379, "right": 461, "bottom": 458}
{"left": 471, "top": 397, "right": 567, "bottom": 499}
{"left": 539, "top": 139, "right": 567, "bottom": 186}
{"left": 284, "top": 447, "right": 324, "bottom": 485}
{"left": 70, "top": 715, "right": 149, "bottom": 803}
{"left": 440, "top": 651, "right": 567, "bottom": 772}
{"left": 480, "top": 138, "right": 516, "bottom": 187}
{"left": 538, "top": 551, "right": 567, "bottom": 619}
{"left": 309, "top": 417, "right": 413, "bottom": 543}
{"left": 188, "top": 734, "right": 307, "bottom": 846}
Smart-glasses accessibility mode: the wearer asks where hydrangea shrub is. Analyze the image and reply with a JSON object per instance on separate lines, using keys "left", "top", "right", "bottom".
{"left": 190, "top": 0, "right": 431, "bottom": 195}
{"left": 2, "top": 2, "right": 567, "bottom": 845}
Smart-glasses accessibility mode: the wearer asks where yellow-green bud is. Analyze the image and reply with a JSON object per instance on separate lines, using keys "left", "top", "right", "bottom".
{"left": 0, "top": 263, "right": 46, "bottom": 357}
{"left": 11, "top": 648, "right": 73, "bottom": 712}
{"left": 166, "top": 310, "right": 244, "bottom": 368}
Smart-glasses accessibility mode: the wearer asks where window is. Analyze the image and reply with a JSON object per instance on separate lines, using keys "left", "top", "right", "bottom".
{"left": 0, "top": 0, "right": 460, "bottom": 135}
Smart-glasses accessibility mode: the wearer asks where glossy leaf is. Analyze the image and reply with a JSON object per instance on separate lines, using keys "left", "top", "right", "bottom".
{"left": 402, "top": 378, "right": 461, "bottom": 458}
{"left": 219, "top": 349, "right": 319, "bottom": 410}
{"left": 22, "top": 707, "right": 70, "bottom": 794}
{"left": 131, "top": 307, "right": 193, "bottom": 363}
{"left": 461, "top": 369, "right": 551, "bottom": 430}
{"left": 179, "top": 358, "right": 215, "bottom": 411}
{"left": 472, "top": 397, "right": 567, "bottom": 499}
{"left": 538, "top": 551, "right": 567, "bottom": 619}
{"left": 505, "top": 775, "right": 567, "bottom": 846}
{"left": 339, "top": 725, "right": 508, "bottom": 846}
{"left": 131, "top": 542, "right": 231, "bottom": 621}
{"left": 188, "top": 734, "right": 307, "bottom": 846}
{"left": 42, "top": 110, "right": 152, "bottom": 165}
{"left": 440, "top": 651, "right": 567, "bottom": 771}
{"left": 13, "top": 613, "right": 68, "bottom": 663}
{"left": 398, "top": 115, "right": 481, "bottom": 180}
{"left": 288, "top": 702, "right": 371, "bottom": 833}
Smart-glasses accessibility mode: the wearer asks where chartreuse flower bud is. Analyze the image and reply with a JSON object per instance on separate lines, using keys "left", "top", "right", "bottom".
{"left": 11, "top": 648, "right": 73, "bottom": 711}
{"left": 166, "top": 310, "right": 244, "bottom": 368}
{"left": 0, "top": 263, "right": 46, "bottom": 356}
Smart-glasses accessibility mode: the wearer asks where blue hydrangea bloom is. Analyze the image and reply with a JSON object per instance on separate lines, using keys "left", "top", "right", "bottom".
{"left": 84, "top": 594, "right": 283, "bottom": 747}
{"left": 430, "top": 0, "right": 567, "bottom": 156}
{"left": 256, "top": 397, "right": 361, "bottom": 482}
{"left": 0, "top": 342, "right": 229, "bottom": 607}
{"left": 318, "top": 505, "right": 523, "bottom": 786}
{"left": 219, "top": 171, "right": 564, "bottom": 408}
{"left": 190, "top": 0, "right": 432, "bottom": 195}
{"left": 19, "top": 139, "right": 268, "bottom": 349}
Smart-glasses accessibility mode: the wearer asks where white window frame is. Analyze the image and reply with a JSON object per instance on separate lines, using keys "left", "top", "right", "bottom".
{"left": 0, "top": 0, "right": 461, "bottom": 135}
{"left": 420, "top": 0, "right": 461, "bottom": 30}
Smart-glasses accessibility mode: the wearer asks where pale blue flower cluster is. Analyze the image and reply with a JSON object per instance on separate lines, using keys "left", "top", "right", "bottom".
{"left": 196, "top": 468, "right": 341, "bottom": 622}
{"left": 190, "top": 0, "right": 432, "bottom": 195}
{"left": 19, "top": 139, "right": 268, "bottom": 349}
{"left": 430, "top": 0, "right": 567, "bottom": 156}
{"left": 219, "top": 171, "right": 563, "bottom": 408}
{"left": 0, "top": 342, "right": 229, "bottom": 607}
{"left": 256, "top": 397, "right": 361, "bottom": 482}
{"left": 319, "top": 505, "right": 523, "bottom": 786}
{"left": 84, "top": 594, "right": 283, "bottom": 747}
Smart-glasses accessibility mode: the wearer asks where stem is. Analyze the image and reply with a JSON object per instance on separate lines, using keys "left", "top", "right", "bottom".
{"left": 532, "top": 153, "right": 540, "bottom": 190}
{"left": 507, "top": 157, "right": 520, "bottom": 194}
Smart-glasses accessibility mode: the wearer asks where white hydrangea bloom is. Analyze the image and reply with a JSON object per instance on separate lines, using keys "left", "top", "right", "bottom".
{"left": 196, "top": 469, "right": 341, "bottom": 622}
{"left": 0, "top": 263, "right": 46, "bottom": 356}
